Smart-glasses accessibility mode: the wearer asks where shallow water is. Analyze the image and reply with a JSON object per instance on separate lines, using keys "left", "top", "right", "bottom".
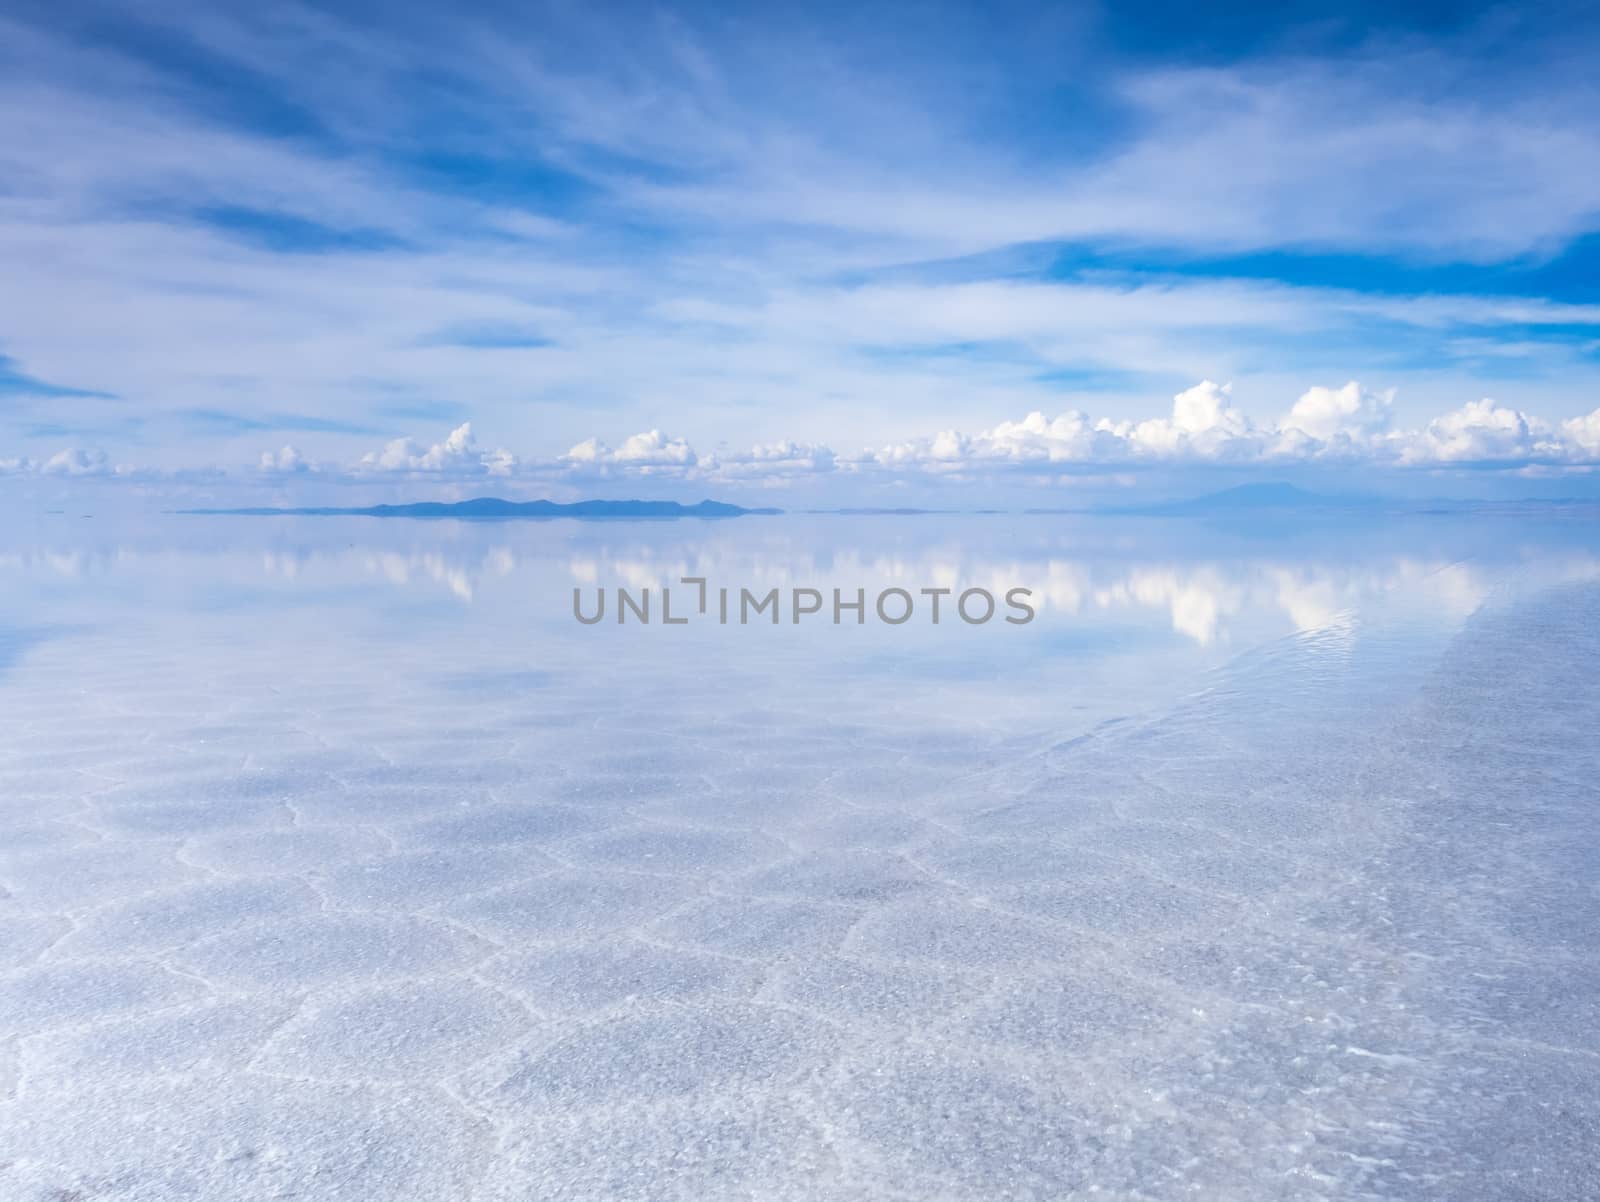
{"left": 1, "top": 510, "right": 1597, "bottom": 1200}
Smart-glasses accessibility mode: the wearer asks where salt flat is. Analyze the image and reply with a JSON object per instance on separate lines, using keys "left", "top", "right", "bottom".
{"left": 1, "top": 512, "right": 1597, "bottom": 1200}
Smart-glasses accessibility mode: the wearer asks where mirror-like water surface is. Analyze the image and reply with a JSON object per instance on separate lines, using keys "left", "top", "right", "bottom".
{"left": 2, "top": 511, "right": 1597, "bottom": 1200}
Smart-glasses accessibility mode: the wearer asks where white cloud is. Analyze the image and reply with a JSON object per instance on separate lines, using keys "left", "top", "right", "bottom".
{"left": 359, "top": 423, "right": 516, "bottom": 475}
{"left": 259, "top": 445, "right": 311, "bottom": 473}
{"left": 43, "top": 448, "right": 112, "bottom": 475}
{"left": 563, "top": 429, "right": 697, "bottom": 473}
{"left": 1562, "top": 406, "right": 1600, "bottom": 455}
{"left": 1279, "top": 382, "right": 1394, "bottom": 444}
{"left": 208, "top": 389, "right": 1600, "bottom": 498}
{"left": 4, "top": 5, "right": 1600, "bottom": 481}
{"left": 1123, "top": 380, "right": 1257, "bottom": 459}
{"left": 560, "top": 437, "right": 605, "bottom": 464}
{"left": 707, "top": 439, "right": 837, "bottom": 482}
{"left": 614, "top": 430, "right": 697, "bottom": 466}
{"left": 1, "top": 447, "right": 116, "bottom": 476}
{"left": 538, "top": 387, "right": 1600, "bottom": 485}
{"left": 864, "top": 382, "right": 1263, "bottom": 471}
{"left": 981, "top": 412, "right": 1117, "bottom": 462}
{"left": 1402, "top": 398, "right": 1561, "bottom": 464}
{"left": 825, "top": 382, "right": 1600, "bottom": 478}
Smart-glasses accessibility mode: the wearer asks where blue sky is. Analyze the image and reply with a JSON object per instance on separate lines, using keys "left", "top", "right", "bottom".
{"left": 3, "top": 0, "right": 1600, "bottom": 502}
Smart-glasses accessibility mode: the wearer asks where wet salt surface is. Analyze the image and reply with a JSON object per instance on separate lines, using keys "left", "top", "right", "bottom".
{"left": 1, "top": 511, "right": 1598, "bottom": 1200}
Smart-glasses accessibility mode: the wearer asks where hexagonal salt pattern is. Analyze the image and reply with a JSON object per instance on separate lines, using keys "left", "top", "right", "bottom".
{"left": 1, "top": 517, "right": 1598, "bottom": 1201}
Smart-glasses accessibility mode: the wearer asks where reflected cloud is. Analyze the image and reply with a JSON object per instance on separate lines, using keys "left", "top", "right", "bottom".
{"left": 362, "top": 551, "right": 476, "bottom": 601}
{"left": 1093, "top": 568, "right": 1243, "bottom": 647}
{"left": 3, "top": 515, "right": 1598, "bottom": 655}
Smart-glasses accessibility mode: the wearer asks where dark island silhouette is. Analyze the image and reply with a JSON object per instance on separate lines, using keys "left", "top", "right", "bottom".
{"left": 179, "top": 498, "right": 782, "bottom": 520}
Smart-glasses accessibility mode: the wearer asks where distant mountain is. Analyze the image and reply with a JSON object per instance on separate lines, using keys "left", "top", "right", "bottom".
{"left": 1106, "top": 482, "right": 1375, "bottom": 515}
{"left": 179, "top": 498, "right": 781, "bottom": 519}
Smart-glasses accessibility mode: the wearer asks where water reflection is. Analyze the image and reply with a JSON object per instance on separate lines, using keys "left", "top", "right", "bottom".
{"left": 6, "top": 513, "right": 1597, "bottom": 651}
{"left": 5, "top": 510, "right": 1597, "bottom": 1198}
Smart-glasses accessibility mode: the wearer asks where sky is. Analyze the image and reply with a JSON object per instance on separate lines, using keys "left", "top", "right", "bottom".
{"left": 3, "top": 0, "right": 1600, "bottom": 505}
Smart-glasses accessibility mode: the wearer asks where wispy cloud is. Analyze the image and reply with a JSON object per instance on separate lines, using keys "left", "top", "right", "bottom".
{"left": 2, "top": 2, "right": 1599, "bottom": 484}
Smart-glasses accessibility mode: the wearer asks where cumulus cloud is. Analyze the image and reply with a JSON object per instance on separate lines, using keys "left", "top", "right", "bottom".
{"left": 978, "top": 412, "right": 1121, "bottom": 463}
{"left": 1124, "top": 380, "right": 1256, "bottom": 458}
{"left": 250, "top": 425, "right": 513, "bottom": 478}
{"left": 1565, "top": 407, "right": 1600, "bottom": 455}
{"left": 519, "top": 390, "right": 1600, "bottom": 488}
{"left": 259, "top": 445, "right": 312, "bottom": 473}
{"left": 209, "top": 391, "right": 1600, "bottom": 495}
{"left": 1, "top": 447, "right": 116, "bottom": 476}
{"left": 707, "top": 439, "right": 837, "bottom": 481}
{"left": 1279, "top": 382, "right": 1395, "bottom": 445}
{"left": 43, "top": 448, "right": 113, "bottom": 475}
{"left": 868, "top": 383, "right": 1271, "bottom": 471}
{"left": 563, "top": 429, "right": 698, "bottom": 472}
{"left": 891, "top": 412, "right": 1124, "bottom": 467}
{"left": 359, "top": 423, "right": 516, "bottom": 475}
{"left": 862, "top": 382, "right": 1258, "bottom": 471}
{"left": 849, "top": 385, "right": 1600, "bottom": 476}
{"left": 1402, "top": 398, "right": 1561, "bottom": 464}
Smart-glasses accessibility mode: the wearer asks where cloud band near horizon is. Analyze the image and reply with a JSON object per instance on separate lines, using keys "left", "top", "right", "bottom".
{"left": 11, "top": 382, "right": 1600, "bottom": 495}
